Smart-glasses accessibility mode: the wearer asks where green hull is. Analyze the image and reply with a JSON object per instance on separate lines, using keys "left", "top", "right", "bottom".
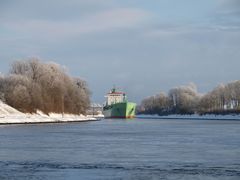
{"left": 103, "top": 102, "right": 136, "bottom": 118}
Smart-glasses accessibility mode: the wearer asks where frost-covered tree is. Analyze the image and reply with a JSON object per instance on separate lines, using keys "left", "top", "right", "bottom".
{"left": 225, "top": 81, "right": 240, "bottom": 109}
{"left": 168, "top": 83, "right": 200, "bottom": 114}
{"left": 2, "top": 74, "right": 32, "bottom": 112}
{"left": 139, "top": 83, "right": 201, "bottom": 115}
{"left": 140, "top": 81, "right": 240, "bottom": 116}
{"left": 0, "top": 73, "right": 5, "bottom": 102}
{"left": 139, "top": 92, "right": 171, "bottom": 115}
{"left": 198, "top": 81, "right": 240, "bottom": 114}
{"left": 0, "top": 58, "right": 90, "bottom": 114}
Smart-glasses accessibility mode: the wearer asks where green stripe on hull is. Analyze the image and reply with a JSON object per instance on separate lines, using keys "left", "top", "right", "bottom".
{"left": 103, "top": 102, "right": 136, "bottom": 119}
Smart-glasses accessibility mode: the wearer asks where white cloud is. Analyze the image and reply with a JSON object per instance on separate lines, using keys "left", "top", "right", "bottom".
{"left": 2, "top": 8, "right": 150, "bottom": 39}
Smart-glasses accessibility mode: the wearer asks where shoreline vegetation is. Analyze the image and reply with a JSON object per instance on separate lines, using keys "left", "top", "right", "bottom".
{"left": 0, "top": 58, "right": 97, "bottom": 124}
{"left": 138, "top": 82, "right": 240, "bottom": 116}
{"left": 0, "top": 58, "right": 90, "bottom": 115}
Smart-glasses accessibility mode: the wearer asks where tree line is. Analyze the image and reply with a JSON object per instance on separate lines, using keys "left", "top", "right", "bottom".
{"left": 138, "top": 81, "right": 240, "bottom": 115}
{"left": 0, "top": 58, "right": 90, "bottom": 115}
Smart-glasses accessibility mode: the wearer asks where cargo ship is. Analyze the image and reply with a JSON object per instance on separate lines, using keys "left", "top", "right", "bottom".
{"left": 103, "top": 88, "right": 136, "bottom": 119}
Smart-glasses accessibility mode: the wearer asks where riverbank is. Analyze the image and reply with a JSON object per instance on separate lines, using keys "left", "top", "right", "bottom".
{"left": 0, "top": 101, "right": 100, "bottom": 125}
{"left": 137, "top": 114, "right": 240, "bottom": 120}
{"left": 0, "top": 114, "right": 100, "bottom": 125}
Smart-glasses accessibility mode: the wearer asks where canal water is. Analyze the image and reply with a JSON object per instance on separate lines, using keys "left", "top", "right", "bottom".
{"left": 0, "top": 118, "right": 240, "bottom": 180}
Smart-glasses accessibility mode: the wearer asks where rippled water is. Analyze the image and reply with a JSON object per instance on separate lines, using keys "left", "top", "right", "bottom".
{"left": 0, "top": 118, "right": 240, "bottom": 180}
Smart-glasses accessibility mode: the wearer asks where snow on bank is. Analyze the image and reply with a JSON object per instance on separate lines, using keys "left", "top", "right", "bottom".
{"left": 0, "top": 100, "right": 25, "bottom": 116}
{"left": 0, "top": 101, "right": 99, "bottom": 125}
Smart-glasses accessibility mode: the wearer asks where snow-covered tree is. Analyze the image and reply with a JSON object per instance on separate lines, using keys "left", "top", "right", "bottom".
{"left": 0, "top": 58, "right": 90, "bottom": 114}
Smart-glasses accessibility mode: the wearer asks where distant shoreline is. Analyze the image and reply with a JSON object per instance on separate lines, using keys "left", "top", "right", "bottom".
{"left": 137, "top": 114, "right": 240, "bottom": 121}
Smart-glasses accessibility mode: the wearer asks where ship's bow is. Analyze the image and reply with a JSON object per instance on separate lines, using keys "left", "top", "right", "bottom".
{"left": 103, "top": 102, "right": 136, "bottom": 119}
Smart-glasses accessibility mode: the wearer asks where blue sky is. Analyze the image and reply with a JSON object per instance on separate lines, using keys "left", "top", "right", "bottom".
{"left": 0, "top": 0, "right": 240, "bottom": 103}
